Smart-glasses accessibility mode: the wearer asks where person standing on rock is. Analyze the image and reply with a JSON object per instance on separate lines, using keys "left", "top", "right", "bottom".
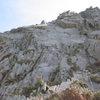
{"left": 35, "top": 75, "right": 49, "bottom": 93}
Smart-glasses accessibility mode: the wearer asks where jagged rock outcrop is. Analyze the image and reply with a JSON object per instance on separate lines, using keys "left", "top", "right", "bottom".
{"left": 0, "top": 7, "right": 100, "bottom": 100}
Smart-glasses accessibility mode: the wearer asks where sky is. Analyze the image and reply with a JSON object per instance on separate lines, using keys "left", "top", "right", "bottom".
{"left": 0, "top": 0, "right": 100, "bottom": 32}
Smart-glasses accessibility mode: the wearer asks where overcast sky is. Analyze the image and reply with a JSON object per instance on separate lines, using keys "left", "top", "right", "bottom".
{"left": 0, "top": 0, "right": 100, "bottom": 32}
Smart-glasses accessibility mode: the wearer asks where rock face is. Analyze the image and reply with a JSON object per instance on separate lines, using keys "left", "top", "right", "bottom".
{"left": 0, "top": 7, "right": 100, "bottom": 100}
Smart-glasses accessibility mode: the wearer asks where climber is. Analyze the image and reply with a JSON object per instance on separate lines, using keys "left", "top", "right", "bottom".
{"left": 34, "top": 75, "right": 49, "bottom": 93}
{"left": 39, "top": 75, "right": 49, "bottom": 93}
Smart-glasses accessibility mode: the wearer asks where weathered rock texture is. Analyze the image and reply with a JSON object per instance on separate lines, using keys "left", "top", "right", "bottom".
{"left": 0, "top": 7, "right": 100, "bottom": 100}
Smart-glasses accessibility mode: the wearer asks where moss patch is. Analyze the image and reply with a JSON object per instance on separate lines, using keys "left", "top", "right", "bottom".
{"left": 67, "top": 56, "right": 72, "bottom": 65}
{"left": 94, "top": 90, "right": 100, "bottom": 100}
{"left": 10, "top": 27, "right": 29, "bottom": 33}
{"left": 49, "top": 65, "right": 61, "bottom": 86}
{"left": 86, "top": 61, "right": 100, "bottom": 74}
{"left": 90, "top": 74, "right": 100, "bottom": 83}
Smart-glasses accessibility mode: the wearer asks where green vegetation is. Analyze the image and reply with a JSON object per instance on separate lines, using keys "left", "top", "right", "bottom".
{"left": 94, "top": 90, "right": 100, "bottom": 100}
{"left": 12, "top": 84, "right": 34, "bottom": 97}
{"left": 67, "top": 68, "right": 73, "bottom": 78}
{"left": 71, "top": 62, "right": 80, "bottom": 71}
{"left": 13, "top": 76, "right": 46, "bottom": 97}
{"left": 86, "top": 61, "right": 100, "bottom": 84}
{"left": 67, "top": 56, "right": 72, "bottom": 65}
{"left": 10, "top": 27, "right": 28, "bottom": 33}
{"left": 33, "top": 75, "right": 44, "bottom": 90}
{"left": 86, "top": 61, "right": 100, "bottom": 74}
{"left": 67, "top": 63, "right": 80, "bottom": 80}
{"left": 90, "top": 74, "right": 100, "bottom": 83}
{"left": 49, "top": 65, "right": 61, "bottom": 85}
